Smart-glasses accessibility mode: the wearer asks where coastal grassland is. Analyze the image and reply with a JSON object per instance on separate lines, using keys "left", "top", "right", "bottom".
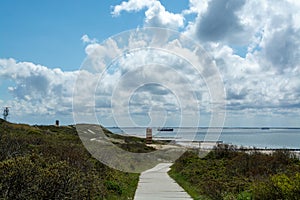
{"left": 169, "top": 144, "right": 300, "bottom": 200}
{"left": 0, "top": 119, "right": 155, "bottom": 199}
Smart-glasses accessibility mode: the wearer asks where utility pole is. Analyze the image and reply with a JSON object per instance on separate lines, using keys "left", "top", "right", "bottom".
{"left": 3, "top": 107, "right": 10, "bottom": 121}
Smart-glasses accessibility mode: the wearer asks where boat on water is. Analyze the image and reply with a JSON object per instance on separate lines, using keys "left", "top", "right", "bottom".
{"left": 261, "top": 127, "right": 270, "bottom": 130}
{"left": 157, "top": 128, "right": 174, "bottom": 131}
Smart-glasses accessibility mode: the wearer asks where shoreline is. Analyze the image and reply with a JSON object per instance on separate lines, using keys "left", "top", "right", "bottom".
{"left": 119, "top": 132, "right": 300, "bottom": 151}
{"left": 146, "top": 140, "right": 300, "bottom": 159}
{"left": 107, "top": 126, "right": 300, "bottom": 150}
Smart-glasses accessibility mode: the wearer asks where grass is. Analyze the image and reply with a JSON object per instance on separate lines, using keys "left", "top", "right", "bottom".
{"left": 169, "top": 171, "right": 209, "bottom": 200}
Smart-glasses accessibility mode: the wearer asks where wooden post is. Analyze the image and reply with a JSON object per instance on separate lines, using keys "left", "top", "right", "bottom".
{"left": 146, "top": 128, "right": 152, "bottom": 144}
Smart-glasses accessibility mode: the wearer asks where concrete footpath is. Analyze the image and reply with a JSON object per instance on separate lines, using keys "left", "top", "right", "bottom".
{"left": 134, "top": 163, "right": 193, "bottom": 200}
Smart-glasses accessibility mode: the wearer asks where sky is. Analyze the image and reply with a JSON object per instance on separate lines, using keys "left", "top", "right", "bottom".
{"left": 0, "top": 0, "right": 300, "bottom": 127}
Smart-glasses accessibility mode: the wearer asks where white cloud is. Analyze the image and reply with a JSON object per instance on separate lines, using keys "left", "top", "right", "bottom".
{"left": 74, "top": 28, "right": 224, "bottom": 127}
{"left": 81, "top": 34, "right": 98, "bottom": 44}
{"left": 112, "top": 0, "right": 155, "bottom": 16}
{"left": 211, "top": 43, "right": 300, "bottom": 117}
{"left": 83, "top": 38, "right": 122, "bottom": 72}
{"left": 181, "top": 0, "right": 300, "bottom": 119}
{"left": 88, "top": 0, "right": 300, "bottom": 125}
{"left": 112, "top": 0, "right": 184, "bottom": 29}
{"left": 2, "top": 0, "right": 300, "bottom": 126}
{"left": 0, "top": 58, "right": 78, "bottom": 120}
{"left": 194, "top": 0, "right": 247, "bottom": 43}
{"left": 182, "top": 0, "right": 208, "bottom": 15}
{"left": 144, "top": 1, "right": 184, "bottom": 28}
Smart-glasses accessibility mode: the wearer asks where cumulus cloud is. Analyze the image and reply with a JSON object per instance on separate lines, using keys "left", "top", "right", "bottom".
{"left": 262, "top": 27, "right": 300, "bottom": 71}
{"left": 87, "top": 0, "right": 300, "bottom": 125}
{"left": 73, "top": 28, "right": 224, "bottom": 127}
{"left": 185, "top": 0, "right": 300, "bottom": 118}
{"left": 182, "top": 0, "right": 208, "bottom": 15}
{"left": 195, "top": 0, "right": 246, "bottom": 43}
{"left": 81, "top": 34, "right": 98, "bottom": 44}
{"left": 112, "top": 0, "right": 155, "bottom": 16}
{"left": 211, "top": 43, "right": 300, "bottom": 117}
{"left": 0, "top": 58, "right": 78, "bottom": 119}
{"left": 112, "top": 0, "right": 184, "bottom": 29}
{"left": 2, "top": 0, "right": 300, "bottom": 126}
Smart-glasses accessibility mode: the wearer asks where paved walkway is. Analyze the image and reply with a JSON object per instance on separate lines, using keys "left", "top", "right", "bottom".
{"left": 134, "top": 163, "right": 193, "bottom": 200}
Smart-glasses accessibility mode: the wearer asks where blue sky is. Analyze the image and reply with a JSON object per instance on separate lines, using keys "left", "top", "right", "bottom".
{"left": 0, "top": 0, "right": 144, "bottom": 70}
{"left": 1, "top": 0, "right": 300, "bottom": 127}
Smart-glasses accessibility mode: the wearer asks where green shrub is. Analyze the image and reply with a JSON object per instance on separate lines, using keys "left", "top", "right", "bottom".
{"left": 252, "top": 173, "right": 300, "bottom": 200}
{"left": 170, "top": 147, "right": 300, "bottom": 200}
{"left": 105, "top": 180, "right": 123, "bottom": 195}
{"left": 0, "top": 122, "right": 144, "bottom": 199}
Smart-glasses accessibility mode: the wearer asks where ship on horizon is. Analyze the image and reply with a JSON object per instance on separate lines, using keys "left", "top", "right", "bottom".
{"left": 157, "top": 127, "right": 174, "bottom": 131}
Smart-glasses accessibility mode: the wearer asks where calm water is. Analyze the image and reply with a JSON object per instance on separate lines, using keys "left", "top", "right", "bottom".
{"left": 107, "top": 127, "right": 300, "bottom": 149}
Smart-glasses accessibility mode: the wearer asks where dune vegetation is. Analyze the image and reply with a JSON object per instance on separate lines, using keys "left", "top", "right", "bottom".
{"left": 2, "top": 118, "right": 300, "bottom": 200}
{"left": 0, "top": 119, "right": 156, "bottom": 200}
{"left": 169, "top": 144, "right": 300, "bottom": 200}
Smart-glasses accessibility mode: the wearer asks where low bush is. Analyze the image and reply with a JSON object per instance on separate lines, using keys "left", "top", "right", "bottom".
{"left": 169, "top": 144, "right": 300, "bottom": 200}
{"left": 0, "top": 120, "right": 141, "bottom": 199}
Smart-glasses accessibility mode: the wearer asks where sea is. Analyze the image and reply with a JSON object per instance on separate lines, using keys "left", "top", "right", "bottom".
{"left": 107, "top": 127, "right": 300, "bottom": 149}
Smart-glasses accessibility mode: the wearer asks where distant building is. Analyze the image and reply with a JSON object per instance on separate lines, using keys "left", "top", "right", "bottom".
{"left": 55, "top": 120, "right": 59, "bottom": 126}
